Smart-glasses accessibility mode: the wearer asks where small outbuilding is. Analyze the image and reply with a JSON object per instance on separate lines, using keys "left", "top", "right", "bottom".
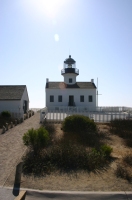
{"left": 0, "top": 85, "right": 29, "bottom": 115}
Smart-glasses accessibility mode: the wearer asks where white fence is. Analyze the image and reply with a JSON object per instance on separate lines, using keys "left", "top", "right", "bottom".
{"left": 40, "top": 107, "right": 132, "bottom": 123}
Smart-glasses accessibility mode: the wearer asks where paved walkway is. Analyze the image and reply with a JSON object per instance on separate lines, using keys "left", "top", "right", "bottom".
{"left": 0, "top": 113, "right": 40, "bottom": 187}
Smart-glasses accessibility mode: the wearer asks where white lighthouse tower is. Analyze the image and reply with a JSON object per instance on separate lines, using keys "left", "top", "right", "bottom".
{"left": 61, "top": 55, "right": 79, "bottom": 85}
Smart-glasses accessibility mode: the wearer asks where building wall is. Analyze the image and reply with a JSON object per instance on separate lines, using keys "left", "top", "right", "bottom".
{"left": 20, "top": 87, "right": 29, "bottom": 113}
{"left": 46, "top": 88, "right": 96, "bottom": 109}
{"left": 62, "top": 73, "right": 78, "bottom": 84}
{"left": 0, "top": 100, "right": 21, "bottom": 113}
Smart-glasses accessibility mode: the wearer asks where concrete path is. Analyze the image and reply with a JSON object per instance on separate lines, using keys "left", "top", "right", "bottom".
{"left": 0, "top": 113, "right": 40, "bottom": 187}
{"left": 0, "top": 187, "right": 16, "bottom": 200}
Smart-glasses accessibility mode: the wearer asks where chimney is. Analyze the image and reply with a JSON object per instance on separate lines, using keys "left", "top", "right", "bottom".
{"left": 46, "top": 78, "right": 49, "bottom": 83}
{"left": 91, "top": 79, "right": 94, "bottom": 83}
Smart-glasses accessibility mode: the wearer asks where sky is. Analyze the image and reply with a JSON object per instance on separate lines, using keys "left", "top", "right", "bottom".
{"left": 0, "top": 0, "right": 132, "bottom": 108}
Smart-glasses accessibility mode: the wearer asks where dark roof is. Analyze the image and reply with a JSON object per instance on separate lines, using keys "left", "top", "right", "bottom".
{"left": 64, "top": 55, "right": 76, "bottom": 65}
{"left": 0, "top": 85, "right": 26, "bottom": 100}
{"left": 46, "top": 82, "right": 96, "bottom": 89}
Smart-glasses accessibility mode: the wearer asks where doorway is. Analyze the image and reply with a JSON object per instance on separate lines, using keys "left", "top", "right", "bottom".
{"left": 23, "top": 100, "right": 27, "bottom": 113}
{"left": 69, "top": 96, "right": 74, "bottom": 106}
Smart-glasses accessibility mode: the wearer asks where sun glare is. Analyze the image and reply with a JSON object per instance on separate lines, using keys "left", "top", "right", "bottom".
{"left": 23, "top": 0, "right": 67, "bottom": 19}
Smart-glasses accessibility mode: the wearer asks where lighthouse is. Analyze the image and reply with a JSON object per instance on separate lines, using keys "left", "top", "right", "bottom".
{"left": 46, "top": 55, "right": 96, "bottom": 110}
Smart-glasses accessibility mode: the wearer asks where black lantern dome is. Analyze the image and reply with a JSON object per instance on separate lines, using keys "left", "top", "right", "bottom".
{"left": 64, "top": 55, "right": 76, "bottom": 65}
{"left": 61, "top": 55, "right": 79, "bottom": 75}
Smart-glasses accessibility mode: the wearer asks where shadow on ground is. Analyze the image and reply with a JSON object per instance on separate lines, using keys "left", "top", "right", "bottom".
{"left": 13, "top": 162, "right": 23, "bottom": 196}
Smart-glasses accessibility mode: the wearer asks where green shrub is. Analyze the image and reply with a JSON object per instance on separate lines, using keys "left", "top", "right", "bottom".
{"left": 23, "top": 127, "right": 49, "bottom": 154}
{"left": 62, "top": 115, "right": 97, "bottom": 134}
{"left": 1, "top": 111, "right": 11, "bottom": 118}
{"left": 62, "top": 115, "right": 102, "bottom": 147}
{"left": 100, "top": 144, "right": 113, "bottom": 157}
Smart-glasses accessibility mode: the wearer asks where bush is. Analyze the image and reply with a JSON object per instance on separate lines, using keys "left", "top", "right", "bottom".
{"left": 100, "top": 144, "right": 113, "bottom": 157}
{"left": 124, "top": 139, "right": 132, "bottom": 148}
{"left": 23, "top": 127, "right": 49, "bottom": 154}
{"left": 49, "top": 142, "right": 88, "bottom": 171}
{"left": 123, "top": 155, "right": 132, "bottom": 166}
{"left": 62, "top": 115, "right": 97, "bottom": 134}
{"left": 1, "top": 111, "right": 11, "bottom": 118}
{"left": 22, "top": 139, "right": 111, "bottom": 175}
{"left": 43, "top": 122, "right": 55, "bottom": 135}
{"left": 62, "top": 130, "right": 101, "bottom": 147}
{"left": 62, "top": 115, "right": 104, "bottom": 147}
{"left": 115, "top": 164, "right": 132, "bottom": 182}
{"left": 110, "top": 119, "right": 132, "bottom": 139}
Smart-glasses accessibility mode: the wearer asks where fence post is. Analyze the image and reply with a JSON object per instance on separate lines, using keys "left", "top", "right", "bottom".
{"left": 2, "top": 126, "right": 6, "bottom": 133}
{"left": 10, "top": 122, "right": 13, "bottom": 128}
{"left": 40, "top": 111, "right": 42, "bottom": 123}
{"left": 111, "top": 114, "right": 113, "bottom": 121}
{"left": 15, "top": 120, "right": 17, "bottom": 126}
{"left": 6, "top": 123, "right": 8, "bottom": 131}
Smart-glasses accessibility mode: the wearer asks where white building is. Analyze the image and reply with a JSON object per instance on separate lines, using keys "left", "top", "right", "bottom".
{"left": 46, "top": 55, "right": 97, "bottom": 111}
{"left": 0, "top": 85, "right": 29, "bottom": 114}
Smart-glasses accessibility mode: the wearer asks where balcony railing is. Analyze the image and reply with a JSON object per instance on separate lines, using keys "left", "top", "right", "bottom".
{"left": 61, "top": 68, "right": 79, "bottom": 75}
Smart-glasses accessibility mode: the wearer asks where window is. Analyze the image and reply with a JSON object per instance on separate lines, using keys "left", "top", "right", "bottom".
{"left": 89, "top": 95, "right": 93, "bottom": 102}
{"left": 69, "top": 78, "right": 72, "bottom": 83}
{"left": 50, "top": 95, "right": 54, "bottom": 102}
{"left": 80, "top": 95, "right": 84, "bottom": 102}
{"left": 58, "top": 95, "right": 62, "bottom": 102}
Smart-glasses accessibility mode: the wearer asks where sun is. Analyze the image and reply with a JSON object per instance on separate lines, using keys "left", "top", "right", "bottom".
{"left": 24, "top": 0, "right": 67, "bottom": 19}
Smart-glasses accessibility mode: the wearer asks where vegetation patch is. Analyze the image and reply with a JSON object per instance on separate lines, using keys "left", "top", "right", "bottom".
{"left": 110, "top": 119, "right": 132, "bottom": 138}
{"left": 62, "top": 115, "right": 97, "bottom": 134}
{"left": 0, "top": 111, "right": 14, "bottom": 128}
{"left": 23, "top": 127, "right": 49, "bottom": 154}
{"left": 22, "top": 140, "right": 112, "bottom": 175}
{"left": 110, "top": 119, "right": 132, "bottom": 147}
{"left": 123, "top": 154, "right": 132, "bottom": 166}
{"left": 124, "top": 138, "right": 132, "bottom": 148}
{"left": 22, "top": 115, "right": 113, "bottom": 176}
{"left": 115, "top": 164, "right": 132, "bottom": 183}
{"left": 62, "top": 115, "right": 101, "bottom": 147}
{"left": 1, "top": 111, "right": 11, "bottom": 118}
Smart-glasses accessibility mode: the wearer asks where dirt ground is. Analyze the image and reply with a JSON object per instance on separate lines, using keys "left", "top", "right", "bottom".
{"left": 4, "top": 123, "right": 132, "bottom": 191}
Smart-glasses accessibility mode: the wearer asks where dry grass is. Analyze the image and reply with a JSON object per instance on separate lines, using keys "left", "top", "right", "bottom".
{"left": 4, "top": 122, "right": 132, "bottom": 191}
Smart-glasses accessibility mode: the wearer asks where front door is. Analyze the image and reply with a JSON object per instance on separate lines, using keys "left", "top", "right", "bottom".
{"left": 23, "top": 100, "right": 27, "bottom": 113}
{"left": 69, "top": 96, "right": 74, "bottom": 106}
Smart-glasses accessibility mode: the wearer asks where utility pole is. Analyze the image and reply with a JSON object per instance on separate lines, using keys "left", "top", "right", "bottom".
{"left": 96, "top": 77, "right": 102, "bottom": 107}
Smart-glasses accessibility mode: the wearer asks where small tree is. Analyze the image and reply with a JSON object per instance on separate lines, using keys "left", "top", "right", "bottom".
{"left": 23, "top": 127, "right": 49, "bottom": 154}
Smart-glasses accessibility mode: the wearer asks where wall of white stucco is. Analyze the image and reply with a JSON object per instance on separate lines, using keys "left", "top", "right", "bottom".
{"left": 20, "top": 87, "right": 29, "bottom": 113}
{"left": 46, "top": 88, "right": 96, "bottom": 109}
{"left": 62, "top": 73, "right": 78, "bottom": 84}
{"left": 0, "top": 100, "right": 21, "bottom": 113}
